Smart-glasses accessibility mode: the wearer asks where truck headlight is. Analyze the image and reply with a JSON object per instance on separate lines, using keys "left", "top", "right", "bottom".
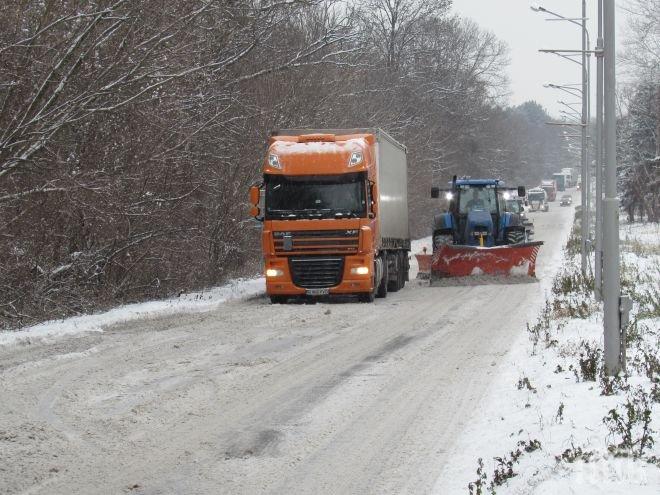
{"left": 266, "top": 268, "right": 284, "bottom": 277}
{"left": 350, "top": 266, "right": 370, "bottom": 275}
{"left": 268, "top": 154, "right": 282, "bottom": 169}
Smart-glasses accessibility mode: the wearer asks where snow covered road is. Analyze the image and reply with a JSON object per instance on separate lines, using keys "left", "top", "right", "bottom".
{"left": 0, "top": 194, "right": 577, "bottom": 495}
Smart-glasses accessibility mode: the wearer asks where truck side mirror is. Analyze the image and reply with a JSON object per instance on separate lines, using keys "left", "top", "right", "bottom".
{"left": 518, "top": 186, "right": 526, "bottom": 198}
{"left": 370, "top": 182, "right": 378, "bottom": 216}
{"left": 431, "top": 187, "right": 440, "bottom": 199}
{"left": 249, "top": 185, "right": 263, "bottom": 221}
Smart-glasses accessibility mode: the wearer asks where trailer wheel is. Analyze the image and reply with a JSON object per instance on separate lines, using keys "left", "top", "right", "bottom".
{"left": 399, "top": 251, "right": 408, "bottom": 288}
{"left": 387, "top": 252, "right": 401, "bottom": 292}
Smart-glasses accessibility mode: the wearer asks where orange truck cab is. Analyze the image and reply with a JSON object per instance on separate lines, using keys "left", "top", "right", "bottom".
{"left": 249, "top": 129, "right": 410, "bottom": 303}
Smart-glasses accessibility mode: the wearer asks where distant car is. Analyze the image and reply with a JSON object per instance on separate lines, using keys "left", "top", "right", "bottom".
{"left": 560, "top": 194, "right": 572, "bottom": 206}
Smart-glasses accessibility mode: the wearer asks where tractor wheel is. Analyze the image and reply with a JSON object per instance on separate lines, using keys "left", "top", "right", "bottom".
{"left": 433, "top": 232, "right": 453, "bottom": 250}
{"left": 506, "top": 229, "right": 526, "bottom": 245}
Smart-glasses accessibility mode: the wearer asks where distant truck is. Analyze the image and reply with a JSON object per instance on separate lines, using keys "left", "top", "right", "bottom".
{"left": 540, "top": 179, "right": 557, "bottom": 201}
{"left": 552, "top": 173, "right": 567, "bottom": 192}
{"left": 249, "top": 128, "right": 410, "bottom": 303}
{"left": 561, "top": 167, "right": 575, "bottom": 188}
{"left": 527, "top": 187, "right": 549, "bottom": 212}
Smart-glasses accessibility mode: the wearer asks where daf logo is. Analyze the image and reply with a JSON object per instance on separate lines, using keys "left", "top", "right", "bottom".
{"left": 283, "top": 233, "right": 293, "bottom": 251}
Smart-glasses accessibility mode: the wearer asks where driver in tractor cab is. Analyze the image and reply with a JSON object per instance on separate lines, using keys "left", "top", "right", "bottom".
{"left": 465, "top": 189, "right": 485, "bottom": 212}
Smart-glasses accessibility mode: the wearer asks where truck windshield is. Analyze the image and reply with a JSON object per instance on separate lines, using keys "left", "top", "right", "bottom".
{"left": 529, "top": 193, "right": 545, "bottom": 202}
{"left": 265, "top": 173, "right": 367, "bottom": 219}
{"left": 459, "top": 187, "right": 497, "bottom": 214}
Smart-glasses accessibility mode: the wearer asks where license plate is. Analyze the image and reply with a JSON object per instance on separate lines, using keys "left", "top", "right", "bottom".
{"left": 306, "top": 288, "right": 330, "bottom": 296}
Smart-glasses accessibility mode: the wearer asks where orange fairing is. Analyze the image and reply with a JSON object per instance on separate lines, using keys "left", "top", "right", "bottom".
{"left": 265, "top": 133, "right": 375, "bottom": 175}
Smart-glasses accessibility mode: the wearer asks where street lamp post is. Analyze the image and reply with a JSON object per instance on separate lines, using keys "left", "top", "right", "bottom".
{"left": 595, "top": 0, "right": 604, "bottom": 301}
{"left": 534, "top": 2, "right": 591, "bottom": 275}
{"left": 602, "top": 0, "right": 623, "bottom": 374}
{"left": 581, "top": 0, "right": 590, "bottom": 276}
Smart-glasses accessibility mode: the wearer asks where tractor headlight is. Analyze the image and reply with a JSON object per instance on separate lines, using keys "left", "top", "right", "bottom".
{"left": 266, "top": 268, "right": 284, "bottom": 277}
{"left": 350, "top": 266, "right": 370, "bottom": 275}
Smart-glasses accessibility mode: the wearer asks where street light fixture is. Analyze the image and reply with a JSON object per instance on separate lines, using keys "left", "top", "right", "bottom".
{"left": 534, "top": 2, "right": 591, "bottom": 276}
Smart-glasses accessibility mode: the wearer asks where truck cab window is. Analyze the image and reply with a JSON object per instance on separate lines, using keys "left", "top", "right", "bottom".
{"left": 265, "top": 173, "right": 367, "bottom": 219}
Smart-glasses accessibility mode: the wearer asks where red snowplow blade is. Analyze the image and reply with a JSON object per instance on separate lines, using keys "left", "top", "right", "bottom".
{"left": 431, "top": 242, "right": 543, "bottom": 278}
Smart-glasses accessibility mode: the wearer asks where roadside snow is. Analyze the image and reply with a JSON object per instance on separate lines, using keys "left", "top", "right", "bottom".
{"left": 0, "top": 278, "right": 265, "bottom": 347}
{"left": 1, "top": 236, "right": 439, "bottom": 348}
{"left": 435, "top": 220, "right": 660, "bottom": 494}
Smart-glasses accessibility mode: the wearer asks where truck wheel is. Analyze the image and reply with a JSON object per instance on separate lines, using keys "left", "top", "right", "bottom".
{"left": 358, "top": 291, "right": 375, "bottom": 303}
{"left": 399, "top": 252, "right": 407, "bottom": 289}
{"left": 387, "top": 252, "right": 400, "bottom": 292}
{"left": 376, "top": 255, "right": 388, "bottom": 298}
{"left": 270, "top": 296, "right": 287, "bottom": 304}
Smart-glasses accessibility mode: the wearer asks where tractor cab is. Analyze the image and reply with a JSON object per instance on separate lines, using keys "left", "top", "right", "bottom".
{"left": 427, "top": 177, "right": 543, "bottom": 279}
{"left": 432, "top": 179, "right": 526, "bottom": 248}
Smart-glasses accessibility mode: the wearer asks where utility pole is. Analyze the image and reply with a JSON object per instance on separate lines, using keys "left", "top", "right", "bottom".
{"left": 595, "top": 0, "right": 604, "bottom": 300}
{"left": 533, "top": 2, "right": 591, "bottom": 275}
{"left": 580, "top": 0, "right": 589, "bottom": 275}
{"left": 603, "top": 0, "right": 622, "bottom": 375}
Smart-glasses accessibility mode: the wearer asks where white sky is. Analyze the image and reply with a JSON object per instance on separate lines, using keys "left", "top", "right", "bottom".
{"left": 452, "top": 0, "right": 630, "bottom": 117}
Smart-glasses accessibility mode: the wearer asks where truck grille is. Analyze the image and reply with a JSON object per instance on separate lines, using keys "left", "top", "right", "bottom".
{"left": 274, "top": 230, "right": 359, "bottom": 255}
{"left": 289, "top": 257, "right": 344, "bottom": 289}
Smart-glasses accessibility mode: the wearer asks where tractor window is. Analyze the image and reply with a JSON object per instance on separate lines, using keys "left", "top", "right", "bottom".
{"left": 506, "top": 199, "right": 521, "bottom": 213}
{"left": 459, "top": 188, "right": 497, "bottom": 214}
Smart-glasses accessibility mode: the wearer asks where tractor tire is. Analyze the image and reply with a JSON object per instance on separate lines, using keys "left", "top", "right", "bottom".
{"left": 506, "top": 229, "right": 526, "bottom": 245}
{"left": 433, "top": 231, "right": 453, "bottom": 250}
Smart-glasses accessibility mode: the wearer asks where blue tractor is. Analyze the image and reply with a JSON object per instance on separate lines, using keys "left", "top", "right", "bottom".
{"left": 429, "top": 178, "right": 543, "bottom": 278}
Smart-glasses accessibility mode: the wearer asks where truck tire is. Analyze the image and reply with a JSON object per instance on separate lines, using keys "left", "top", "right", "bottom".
{"left": 270, "top": 296, "right": 287, "bottom": 304}
{"left": 376, "top": 254, "right": 388, "bottom": 298}
{"left": 387, "top": 252, "right": 401, "bottom": 292}
{"left": 358, "top": 291, "right": 375, "bottom": 303}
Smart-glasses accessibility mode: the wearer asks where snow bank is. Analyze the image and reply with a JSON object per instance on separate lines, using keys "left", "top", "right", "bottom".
{"left": 435, "top": 221, "right": 660, "bottom": 494}
{"left": 0, "top": 277, "right": 265, "bottom": 347}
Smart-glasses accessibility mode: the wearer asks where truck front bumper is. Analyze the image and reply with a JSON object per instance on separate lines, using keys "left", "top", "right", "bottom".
{"left": 265, "top": 254, "right": 375, "bottom": 296}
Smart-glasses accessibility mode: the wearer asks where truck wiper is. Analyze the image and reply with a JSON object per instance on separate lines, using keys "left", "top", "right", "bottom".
{"left": 334, "top": 211, "right": 359, "bottom": 218}
{"left": 301, "top": 208, "right": 331, "bottom": 219}
{"left": 269, "top": 209, "right": 299, "bottom": 219}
